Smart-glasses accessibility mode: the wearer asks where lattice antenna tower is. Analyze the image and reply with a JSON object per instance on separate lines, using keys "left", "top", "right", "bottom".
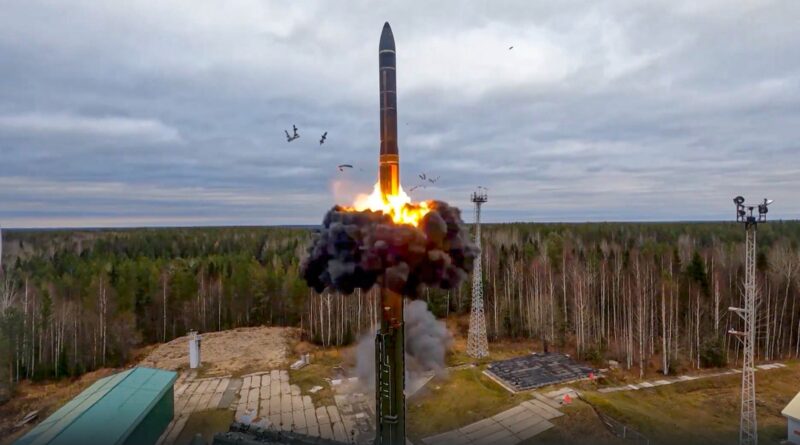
{"left": 467, "top": 188, "right": 489, "bottom": 358}
{"left": 728, "top": 196, "right": 772, "bottom": 445}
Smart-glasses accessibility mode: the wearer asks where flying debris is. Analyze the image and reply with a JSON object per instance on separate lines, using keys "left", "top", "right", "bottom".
{"left": 508, "top": 46, "right": 514, "bottom": 50}
{"left": 418, "top": 173, "right": 426, "bottom": 181}
{"left": 427, "top": 176, "right": 440, "bottom": 184}
{"left": 337, "top": 164, "right": 353, "bottom": 172}
{"left": 320, "top": 131, "right": 328, "bottom": 145}
{"left": 409, "top": 184, "right": 425, "bottom": 192}
{"left": 284, "top": 124, "right": 300, "bottom": 142}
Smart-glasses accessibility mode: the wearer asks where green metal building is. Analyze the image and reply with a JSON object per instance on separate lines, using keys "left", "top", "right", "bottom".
{"left": 15, "top": 367, "right": 178, "bottom": 445}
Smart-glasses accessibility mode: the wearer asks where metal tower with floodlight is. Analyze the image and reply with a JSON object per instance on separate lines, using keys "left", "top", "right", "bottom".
{"left": 467, "top": 188, "right": 489, "bottom": 358}
{"left": 728, "top": 196, "right": 772, "bottom": 445}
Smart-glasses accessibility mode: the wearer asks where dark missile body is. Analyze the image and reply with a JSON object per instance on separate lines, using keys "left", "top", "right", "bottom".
{"left": 379, "top": 22, "right": 399, "bottom": 198}
{"left": 376, "top": 22, "right": 405, "bottom": 445}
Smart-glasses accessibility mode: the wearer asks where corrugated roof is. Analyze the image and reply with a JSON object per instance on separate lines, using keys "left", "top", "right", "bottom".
{"left": 784, "top": 391, "right": 800, "bottom": 420}
{"left": 15, "top": 367, "right": 177, "bottom": 445}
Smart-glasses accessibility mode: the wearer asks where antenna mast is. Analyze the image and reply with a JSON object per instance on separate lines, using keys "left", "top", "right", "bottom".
{"left": 729, "top": 196, "right": 771, "bottom": 445}
{"left": 467, "top": 188, "right": 489, "bottom": 358}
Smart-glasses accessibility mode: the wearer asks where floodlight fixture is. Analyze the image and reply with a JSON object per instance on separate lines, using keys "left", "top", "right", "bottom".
{"left": 733, "top": 196, "right": 771, "bottom": 227}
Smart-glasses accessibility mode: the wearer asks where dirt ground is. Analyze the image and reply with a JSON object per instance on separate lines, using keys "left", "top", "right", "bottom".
{"left": 139, "top": 326, "right": 295, "bottom": 377}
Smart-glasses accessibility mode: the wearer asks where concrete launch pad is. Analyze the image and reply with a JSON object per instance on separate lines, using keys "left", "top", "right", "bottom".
{"left": 484, "top": 353, "right": 595, "bottom": 393}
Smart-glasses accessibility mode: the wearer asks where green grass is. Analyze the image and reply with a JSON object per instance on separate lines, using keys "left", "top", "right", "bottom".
{"left": 175, "top": 409, "right": 234, "bottom": 445}
{"left": 529, "top": 401, "right": 625, "bottom": 445}
{"left": 407, "top": 366, "right": 528, "bottom": 440}
{"left": 582, "top": 362, "right": 800, "bottom": 445}
{"left": 287, "top": 349, "right": 343, "bottom": 407}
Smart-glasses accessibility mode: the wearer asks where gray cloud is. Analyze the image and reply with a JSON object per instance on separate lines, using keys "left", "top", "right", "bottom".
{"left": 0, "top": 0, "right": 799, "bottom": 228}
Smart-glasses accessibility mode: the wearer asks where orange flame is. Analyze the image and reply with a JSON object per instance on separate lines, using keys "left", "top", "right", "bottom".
{"left": 345, "top": 183, "right": 431, "bottom": 226}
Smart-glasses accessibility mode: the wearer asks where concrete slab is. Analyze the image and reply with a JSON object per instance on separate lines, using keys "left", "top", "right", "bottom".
{"left": 242, "top": 376, "right": 252, "bottom": 389}
{"left": 268, "top": 413, "right": 281, "bottom": 429}
{"left": 281, "top": 392, "right": 293, "bottom": 413}
{"left": 293, "top": 410, "right": 307, "bottom": 429}
{"left": 307, "top": 425, "right": 320, "bottom": 438}
{"left": 515, "top": 419, "right": 553, "bottom": 440}
{"left": 493, "top": 405, "right": 527, "bottom": 422}
{"left": 259, "top": 398, "right": 270, "bottom": 418}
{"left": 175, "top": 383, "right": 189, "bottom": 397}
{"left": 303, "top": 395, "right": 314, "bottom": 411}
{"left": 269, "top": 396, "right": 281, "bottom": 416}
{"left": 305, "top": 408, "right": 318, "bottom": 429}
{"left": 248, "top": 386, "right": 260, "bottom": 404}
{"left": 496, "top": 409, "right": 535, "bottom": 428}
{"left": 472, "top": 428, "right": 514, "bottom": 445}
{"left": 332, "top": 421, "right": 348, "bottom": 442}
{"left": 653, "top": 380, "right": 671, "bottom": 386}
{"left": 505, "top": 413, "right": 546, "bottom": 435}
{"left": 251, "top": 375, "right": 261, "bottom": 389}
{"left": 215, "top": 378, "right": 230, "bottom": 393}
{"left": 164, "top": 415, "right": 189, "bottom": 445}
{"left": 533, "top": 392, "right": 563, "bottom": 410}
{"left": 545, "top": 387, "right": 577, "bottom": 398}
{"left": 639, "top": 381, "right": 654, "bottom": 388}
{"left": 463, "top": 419, "right": 505, "bottom": 441}
{"left": 423, "top": 429, "right": 469, "bottom": 445}
{"left": 522, "top": 399, "right": 563, "bottom": 420}
{"left": 319, "top": 421, "right": 334, "bottom": 440}
{"left": 290, "top": 384, "right": 301, "bottom": 396}
{"left": 292, "top": 395, "right": 303, "bottom": 412}
{"left": 281, "top": 410, "right": 293, "bottom": 430}
{"left": 460, "top": 417, "right": 498, "bottom": 435}
{"left": 185, "top": 392, "right": 205, "bottom": 413}
{"left": 246, "top": 395, "right": 259, "bottom": 413}
{"left": 197, "top": 391, "right": 214, "bottom": 410}
{"left": 196, "top": 380, "right": 211, "bottom": 394}
{"left": 208, "top": 390, "right": 224, "bottom": 409}
{"left": 270, "top": 377, "right": 281, "bottom": 396}
{"left": 327, "top": 405, "right": 342, "bottom": 422}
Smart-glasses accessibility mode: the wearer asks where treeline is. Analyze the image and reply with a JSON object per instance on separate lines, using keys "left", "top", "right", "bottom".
{"left": 2, "top": 221, "right": 800, "bottom": 401}
{"left": 0, "top": 227, "right": 310, "bottom": 401}
{"left": 305, "top": 221, "right": 800, "bottom": 377}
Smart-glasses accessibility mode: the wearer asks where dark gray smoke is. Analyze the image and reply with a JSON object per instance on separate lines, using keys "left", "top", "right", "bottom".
{"left": 355, "top": 299, "right": 452, "bottom": 388}
{"left": 301, "top": 200, "right": 477, "bottom": 297}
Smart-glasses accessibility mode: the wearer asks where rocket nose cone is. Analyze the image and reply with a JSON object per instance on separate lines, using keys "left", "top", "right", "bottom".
{"left": 380, "top": 22, "right": 395, "bottom": 51}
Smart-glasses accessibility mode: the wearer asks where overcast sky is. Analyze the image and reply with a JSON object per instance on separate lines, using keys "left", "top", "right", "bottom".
{"left": 1, "top": 0, "right": 799, "bottom": 228}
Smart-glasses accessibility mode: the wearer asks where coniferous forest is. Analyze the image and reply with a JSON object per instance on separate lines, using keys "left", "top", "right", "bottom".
{"left": 2, "top": 221, "right": 800, "bottom": 401}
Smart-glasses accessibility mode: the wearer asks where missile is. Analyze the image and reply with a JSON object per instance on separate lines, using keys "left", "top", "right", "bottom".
{"left": 379, "top": 22, "right": 399, "bottom": 198}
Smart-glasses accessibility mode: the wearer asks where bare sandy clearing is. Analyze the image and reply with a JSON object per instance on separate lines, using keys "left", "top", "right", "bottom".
{"left": 140, "top": 326, "right": 295, "bottom": 376}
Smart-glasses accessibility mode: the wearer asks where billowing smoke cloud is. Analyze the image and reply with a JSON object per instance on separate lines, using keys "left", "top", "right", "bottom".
{"left": 301, "top": 200, "right": 477, "bottom": 297}
{"left": 356, "top": 299, "right": 452, "bottom": 388}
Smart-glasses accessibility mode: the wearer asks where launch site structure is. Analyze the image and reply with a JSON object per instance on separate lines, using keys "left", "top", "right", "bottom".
{"left": 375, "top": 22, "right": 405, "bottom": 445}
{"left": 467, "top": 190, "right": 489, "bottom": 358}
{"left": 729, "top": 196, "right": 772, "bottom": 445}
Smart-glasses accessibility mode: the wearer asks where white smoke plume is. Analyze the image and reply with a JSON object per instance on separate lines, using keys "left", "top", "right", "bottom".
{"left": 355, "top": 299, "right": 452, "bottom": 390}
